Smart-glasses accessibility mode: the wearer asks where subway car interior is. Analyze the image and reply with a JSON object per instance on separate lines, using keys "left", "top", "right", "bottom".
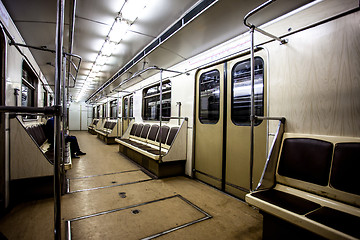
{"left": 0, "top": 0, "right": 359, "bottom": 239}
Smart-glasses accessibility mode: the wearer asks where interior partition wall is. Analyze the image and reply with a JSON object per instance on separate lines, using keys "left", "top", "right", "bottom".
{"left": 68, "top": 102, "right": 89, "bottom": 130}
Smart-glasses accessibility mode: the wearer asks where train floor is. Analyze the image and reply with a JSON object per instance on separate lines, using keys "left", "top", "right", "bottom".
{"left": 0, "top": 131, "right": 263, "bottom": 239}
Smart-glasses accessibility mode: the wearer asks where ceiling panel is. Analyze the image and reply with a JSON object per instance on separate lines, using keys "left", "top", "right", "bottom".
{"left": 2, "top": 0, "right": 313, "bottom": 102}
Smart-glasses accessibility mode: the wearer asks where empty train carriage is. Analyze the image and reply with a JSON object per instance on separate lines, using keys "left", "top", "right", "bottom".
{"left": 0, "top": 0, "right": 359, "bottom": 239}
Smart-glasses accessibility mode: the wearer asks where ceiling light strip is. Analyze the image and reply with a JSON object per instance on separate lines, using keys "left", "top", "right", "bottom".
{"left": 86, "top": 0, "right": 219, "bottom": 103}
{"left": 76, "top": 0, "right": 147, "bottom": 101}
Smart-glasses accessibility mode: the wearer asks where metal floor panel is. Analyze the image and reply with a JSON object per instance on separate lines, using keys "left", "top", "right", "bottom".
{"left": 68, "top": 170, "right": 152, "bottom": 193}
{"left": 66, "top": 195, "right": 212, "bottom": 240}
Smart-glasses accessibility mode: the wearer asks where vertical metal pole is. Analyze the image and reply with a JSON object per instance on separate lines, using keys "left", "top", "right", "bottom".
{"left": 54, "top": 0, "right": 64, "bottom": 238}
{"left": 80, "top": 104, "right": 82, "bottom": 130}
{"left": 67, "top": 0, "right": 76, "bottom": 104}
{"left": 63, "top": 57, "right": 67, "bottom": 133}
{"left": 249, "top": 26, "right": 255, "bottom": 193}
{"left": 61, "top": 55, "right": 66, "bottom": 183}
{"left": 117, "top": 92, "right": 120, "bottom": 137}
{"left": 159, "top": 70, "right": 163, "bottom": 161}
{"left": 177, "top": 102, "right": 181, "bottom": 125}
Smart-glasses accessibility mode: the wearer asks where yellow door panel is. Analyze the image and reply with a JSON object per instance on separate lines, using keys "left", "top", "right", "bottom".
{"left": 194, "top": 64, "right": 224, "bottom": 189}
{"left": 194, "top": 50, "right": 268, "bottom": 199}
{"left": 225, "top": 51, "right": 268, "bottom": 198}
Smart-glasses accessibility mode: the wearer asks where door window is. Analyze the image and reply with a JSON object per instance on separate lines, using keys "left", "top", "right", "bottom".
{"left": 110, "top": 100, "right": 117, "bottom": 119}
{"left": 231, "top": 57, "right": 264, "bottom": 126}
{"left": 199, "top": 70, "right": 220, "bottom": 124}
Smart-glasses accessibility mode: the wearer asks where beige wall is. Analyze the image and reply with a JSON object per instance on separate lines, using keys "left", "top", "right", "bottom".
{"left": 267, "top": 11, "right": 360, "bottom": 137}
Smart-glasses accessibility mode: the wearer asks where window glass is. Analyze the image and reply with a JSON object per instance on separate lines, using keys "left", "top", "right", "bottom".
{"left": 143, "top": 81, "right": 171, "bottom": 121}
{"left": 49, "top": 95, "right": 53, "bottom": 106}
{"left": 96, "top": 106, "right": 100, "bottom": 118}
{"left": 21, "top": 84, "right": 30, "bottom": 107}
{"left": 123, "top": 97, "right": 129, "bottom": 118}
{"left": 162, "top": 82, "right": 171, "bottom": 92}
{"left": 102, "top": 103, "right": 106, "bottom": 119}
{"left": 144, "top": 86, "right": 158, "bottom": 96}
{"left": 21, "top": 62, "right": 37, "bottom": 119}
{"left": 110, "top": 100, "right": 117, "bottom": 119}
{"left": 199, "top": 70, "right": 220, "bottom": 124}
{"left": 231, "top": 57, "right": 264, "bottom": 126}
{"left": 129, "top": 96, "right": 133, "bottom": 118}
{"left": 21, "top": 68, "right": 35, "bottom": 107}
{"left": 43, "top": 88, "right": 48, "bottom": 107}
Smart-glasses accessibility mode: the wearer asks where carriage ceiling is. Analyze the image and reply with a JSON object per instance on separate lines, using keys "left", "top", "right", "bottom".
{"left": 2, "top": 0, "right": 313, "bottom": 103}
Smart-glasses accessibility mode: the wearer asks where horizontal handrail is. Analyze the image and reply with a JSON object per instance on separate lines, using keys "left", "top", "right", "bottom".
{"left": 255, "top": 116, "right": 285, "bottom": 123}
{"left": 0, "top": 106, "right": 60, "bottom": 114}
{"left": 161, "top": 117, "right": 188, "bottom": 121}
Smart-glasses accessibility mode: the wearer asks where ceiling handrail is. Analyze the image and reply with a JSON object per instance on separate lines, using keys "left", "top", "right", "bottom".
{"left": 108, "top": 66, "right": 189, "bottom": 94}
{"left": 7, "top": 41, "right": 82, "bottom": 89}
{"left": 244, "top": 0, "right": 287, "bottom": 44}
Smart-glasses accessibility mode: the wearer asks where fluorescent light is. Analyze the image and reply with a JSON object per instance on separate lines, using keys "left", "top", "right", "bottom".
{"left": 88, "top": 75, "right": 96, "bottom": 82}
{"left": 108, "top": 18, "right": 130, "bottom": 43}
{"left": 88, "top": 71, "right": 97, "bottom": 79}
{"left": 83, "top": 80, "right": 91, "bottom": 87}
{"left": 92, "top": 64, "right": 102, "bottom": 73}
{"left": 101, "top": 40, "right": 117, "bottom": 56}
{"left": 121, "top": 0, "right": 147, "bottom": 22}
{"left": 96, "top": 54, "right": 108, "bottom": 66}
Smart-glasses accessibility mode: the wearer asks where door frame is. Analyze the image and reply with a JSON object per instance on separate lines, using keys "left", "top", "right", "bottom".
{"left": 122, "top": 94, "right": 133, "bottom": 135}
{"left": 192, "top": 48, "right": 269, "bottom": 198}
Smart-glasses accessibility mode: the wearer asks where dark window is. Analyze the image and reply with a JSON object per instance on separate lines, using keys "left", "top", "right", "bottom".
{"left": 123, "top": 97, "right": 129, "bottom": 118}
{"left": 199, "top": 70, "right": 220, "bottom": 124}
{"left": 21, "top": 84, "right": 33, "bottom": 107}
{"left": 92, "top": 107, "right": 96, "bottom": 119}
{"left": 96, "top": 105, "right": 100, "bottom": 118}
{"left": 143, "top": 81, "right": 171, "bottom": 121}
{"left": 102, "top": 103, "right": 107, "bottom": 119}
{"left": 21, "top": 62, "right": 38, "bottom": 119}
{"left": 122, "top": 95, "right": 133, "bottom": 118}
{"left": 43, "top": 88, "right": 48, "bottom": 106}
{"left": 110, "top": 100, "right": 117, "bottom": 119}
{"left": 231, "top": 57, "right": 264, "bottom": 126}
{"left": 49, "top": 95, "right": 53, "bottom": 106}
{"left": 129, "top": 96, "right": 133, "bottom": 118}
{"left": 21, "top": 69, "right": 35, "bottom": 107}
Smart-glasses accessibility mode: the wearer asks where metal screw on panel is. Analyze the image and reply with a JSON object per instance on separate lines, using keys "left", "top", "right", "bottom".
{"left": 131, "top": 209, "right": 140, "bottom": 214}
{"left": 119, "top": 192, "right": 126, "bottom": 198}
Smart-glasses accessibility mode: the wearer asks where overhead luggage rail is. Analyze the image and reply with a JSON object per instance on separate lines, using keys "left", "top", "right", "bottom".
{"left": 7, "top": 41, "right": 82, "bottom": 89}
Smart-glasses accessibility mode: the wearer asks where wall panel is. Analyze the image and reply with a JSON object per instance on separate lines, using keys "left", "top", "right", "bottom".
{"left": 268, "top": 11, "right": 360, "bottom": 137}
